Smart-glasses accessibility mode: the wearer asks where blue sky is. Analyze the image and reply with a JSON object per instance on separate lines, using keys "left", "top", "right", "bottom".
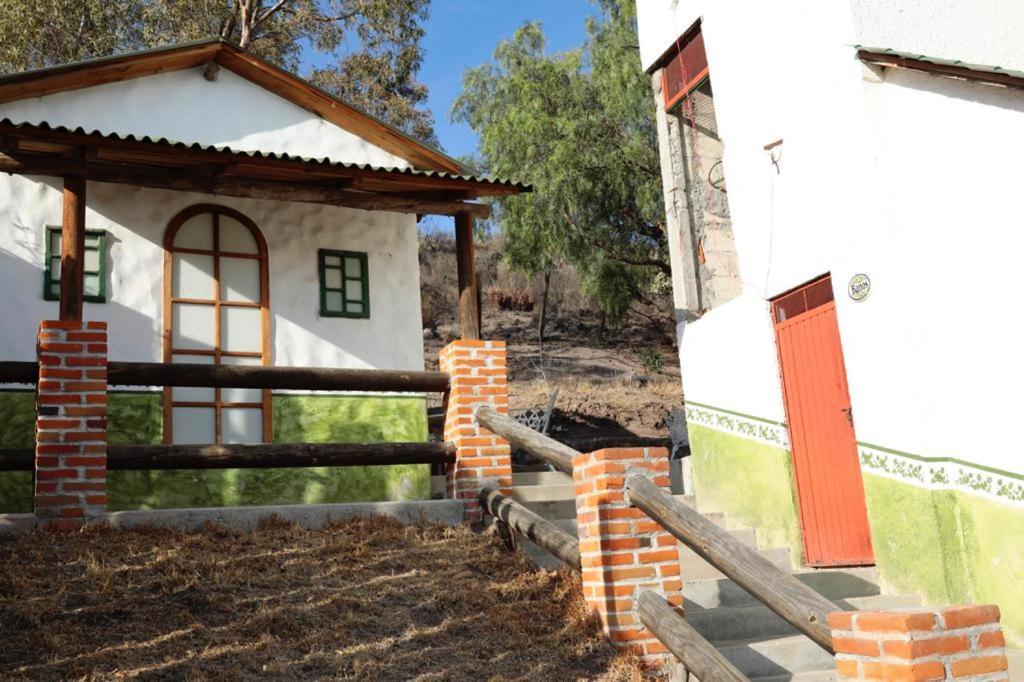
{"left": 419, "top": 0, "right": 595, "bottom": 160}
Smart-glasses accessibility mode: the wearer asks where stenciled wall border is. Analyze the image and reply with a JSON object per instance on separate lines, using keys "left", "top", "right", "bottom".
{"left": 685, "top": 401, "right": 790, "bottom": 449}
{"left": 858, "top": 442, "right": 1024, "bottom": 509}
{"left": 685, "top": 401, "right": 1024, "bottom": 509}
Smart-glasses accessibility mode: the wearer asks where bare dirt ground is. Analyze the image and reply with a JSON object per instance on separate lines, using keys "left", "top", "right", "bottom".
{"left": 425, "top": 309, "right": 684, "bottom": 444}
{"left": 0, "top": 517, "right": 644, "bottom": 681}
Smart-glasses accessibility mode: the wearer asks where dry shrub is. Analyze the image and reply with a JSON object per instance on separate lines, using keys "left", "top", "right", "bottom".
{"left": 485, "top": 286, "right": 534, "bottom": 312}
{"left": 0, "top": 516, "right": 646, "bottom": 681}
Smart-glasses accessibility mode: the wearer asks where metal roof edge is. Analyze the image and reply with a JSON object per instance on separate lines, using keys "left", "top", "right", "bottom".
{"left": 0, "top": 118, "right": 532, "bottom": 191}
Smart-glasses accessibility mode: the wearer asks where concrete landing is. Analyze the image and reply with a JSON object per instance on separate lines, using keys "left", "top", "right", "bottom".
{"left": 0, "top": 499, "right": 465, "bottom": 534}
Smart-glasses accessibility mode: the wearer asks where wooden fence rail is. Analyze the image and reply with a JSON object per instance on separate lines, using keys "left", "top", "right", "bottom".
{"left": 0, "top": 361, "right": 451, "bottom": 393}
{"left": 626, "top": 471, "right": 838, "bottom": 653}
{"left": 474, "top": 405, "right": 575, "bottom": 474}
{"left": 0, "top": 442, "right": 454, "bottom": 472}
{"left": 637, "top": 591, "right": 750, "bottom": 682}
{"left": 472, "top": 404, "right": 804, "bottom": 678}
{"left": 478, "top": 484, "right": 581, "bottom": 571}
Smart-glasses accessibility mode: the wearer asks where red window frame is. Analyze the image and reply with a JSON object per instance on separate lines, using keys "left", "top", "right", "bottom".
{"left": 661, "top": 24, "right": 709, "bottom": 111}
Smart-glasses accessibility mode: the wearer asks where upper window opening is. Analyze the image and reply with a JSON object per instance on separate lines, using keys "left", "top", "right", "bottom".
{"left": 663, "top": 25, "right": 709, "bottom": 111}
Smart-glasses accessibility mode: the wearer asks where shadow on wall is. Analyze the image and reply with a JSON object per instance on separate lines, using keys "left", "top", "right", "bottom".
{"left": 0, "top": 206, "right": 163, "bottom": 363}
{"left": 883, "top": 65, "right": 1024, "bottom": 114}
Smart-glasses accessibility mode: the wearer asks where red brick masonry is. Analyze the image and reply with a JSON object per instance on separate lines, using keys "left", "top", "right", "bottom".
{"left": 34, "top": 320, "right": 108, "bottom": 530}
{"left": 572, "top": 447, "right": 681, "bottom": 665}
{"left": 439, "top": 339, "right": 512, "bottom": 522}
{"left": 829, "top": 605, "right": 1008, "bottom": 680}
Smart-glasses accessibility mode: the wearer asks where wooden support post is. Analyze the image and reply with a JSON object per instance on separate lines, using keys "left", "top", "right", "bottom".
{"left": 454, "top": 212, "right": 480, "bottom": 340}
{"left": 59, "top": 176, "right": 87, "bottom": 321}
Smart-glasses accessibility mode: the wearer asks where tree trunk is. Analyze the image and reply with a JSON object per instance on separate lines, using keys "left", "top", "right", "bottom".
{"left": 538, "top": 270, "right": 551, "bottom": 343}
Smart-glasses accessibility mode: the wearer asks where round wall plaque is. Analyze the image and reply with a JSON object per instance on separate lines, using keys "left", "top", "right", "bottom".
{"left": 848, "top": 274, "right": 871, "bottom": 301}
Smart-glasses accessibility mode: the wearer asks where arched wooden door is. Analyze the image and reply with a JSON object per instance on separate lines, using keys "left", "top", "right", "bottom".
{"left": 162, "top": 204, "right": 271, "bottom": 445}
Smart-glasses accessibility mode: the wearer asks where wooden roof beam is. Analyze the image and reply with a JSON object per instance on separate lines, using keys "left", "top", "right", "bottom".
{"left": 0, "top": 152, "right": 490, "bottom": 217}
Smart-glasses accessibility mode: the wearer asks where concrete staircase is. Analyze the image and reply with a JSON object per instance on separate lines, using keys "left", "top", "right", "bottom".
{"left": 507, "top": 471, "right": 924, "bottom": 681}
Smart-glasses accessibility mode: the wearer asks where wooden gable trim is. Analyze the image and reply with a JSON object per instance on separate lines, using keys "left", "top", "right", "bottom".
{"left": 0, "top": 40, "right": 464, "bottom": 173}
{"left": 0, "top": 40, "right": 221, "bottom": 104}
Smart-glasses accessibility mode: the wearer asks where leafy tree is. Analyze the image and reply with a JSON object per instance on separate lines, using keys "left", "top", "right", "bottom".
{"left": 452, "top": 0, "right": 669, "bottom": 328}
{"left": 0, "top": 0, "right": 435, "bottom": 142}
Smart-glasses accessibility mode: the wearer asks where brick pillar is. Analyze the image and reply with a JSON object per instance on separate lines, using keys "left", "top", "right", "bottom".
{"left": 438, "top": 339, "right": 512, "bottom": 522}
{"left": 573, "top": 447, "right": 682, "bottom": 665}
{"left": 829, "top": 605, "right": 1008, "bottom": 681}
{"left": 34, "top": 320, "right": 108, "bottom": 530}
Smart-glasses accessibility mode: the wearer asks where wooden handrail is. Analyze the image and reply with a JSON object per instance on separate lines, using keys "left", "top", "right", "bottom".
{"left": 626, "top": 472, "right": 838, "bottom": 653}
{"left": 0, "top": 360, "right": 451, "bottom": 393}
{"left": 479, "top": 484, "right": 581, "bottom": 571}
{"left": 0, "top": 442, "right": 454, "bottom": 471}
{"left": 474, "top": 405, "right": 576, "bottom": 474}
{"left": 637, "top": 591, "right": 749, "bottom": 682}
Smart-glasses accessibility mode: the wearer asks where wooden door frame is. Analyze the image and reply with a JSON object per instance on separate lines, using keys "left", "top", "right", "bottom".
{"left": 162, "top": 203, "right": 272, "bottom": 444}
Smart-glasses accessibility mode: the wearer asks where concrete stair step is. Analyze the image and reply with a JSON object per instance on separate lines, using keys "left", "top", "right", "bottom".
{"left": 521, "top": 499, "right": 577, "bottom": 520}
{"left": 679, "top": 546, "right": 792, "bottom": 581}
{"left": 685, "top": 568, "right": 881, "bottom": 609}
{"left": 508, "top": 484, "right": 576, "bottom": 503}
{"left": 684, "top": 594, "right": 921, "bottom": 643}
{"left": 716, "top": 634, "right": 837, "bottom": 678}
{"left": 511, "top": 471, "right": 573, "bottom": 486}
{"left": 515, "top": 518, "right": 578, "bottom": 570}
{"left": 1007, "top": 648, "right": 1023, "bottom": 681}
{"left": 520, "top": 538, "right": 570, "bottom": 571}
{"left": 750, "top": 670, "right": 837, "bottom": 682}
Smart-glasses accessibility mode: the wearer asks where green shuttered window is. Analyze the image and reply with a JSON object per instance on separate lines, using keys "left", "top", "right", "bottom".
{"left": 318, "top": 249, "right": 369, "bottom": 318}
{"left": 43, "top": 227, "right": 107, "bottom": 303}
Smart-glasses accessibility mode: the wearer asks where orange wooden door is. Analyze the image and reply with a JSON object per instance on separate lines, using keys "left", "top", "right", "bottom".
{"left": 772, "top": 276, "right": 874, "bottom": 567}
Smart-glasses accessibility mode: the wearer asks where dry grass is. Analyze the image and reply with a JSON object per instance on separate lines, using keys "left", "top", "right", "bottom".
{"left": 0, "top": 517, "right": 645, "bottom": 681}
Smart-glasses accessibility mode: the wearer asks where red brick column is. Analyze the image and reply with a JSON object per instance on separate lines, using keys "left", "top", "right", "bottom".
{"left": 829, "top": 605, "right": 1008, "bottom": 680}
{"left": 572, "top": 447, "right": 681, "bottom": 665}
{"left": 439, "top": 339, "right": 511, "bottom": 522}
{"left": 34, "top": 320, "right": 108, "bottom": 530}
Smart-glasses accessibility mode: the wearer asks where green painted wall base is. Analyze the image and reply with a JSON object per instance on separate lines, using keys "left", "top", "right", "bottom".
{"left": 688, "top": 424, "right": 804, "bottom": 565}
{"left": 0, "top": 391, "right": 429, "bottom": 513}
{"left": 864, "top": 473, "right": 1024, "bottom": 647}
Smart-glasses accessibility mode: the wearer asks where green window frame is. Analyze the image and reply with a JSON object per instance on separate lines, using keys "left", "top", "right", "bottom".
{"left": 43, "top": 226, "right": 107, "bottom": 303}
{"left": 318, "top": 249, "right": 369, "bottom": 318}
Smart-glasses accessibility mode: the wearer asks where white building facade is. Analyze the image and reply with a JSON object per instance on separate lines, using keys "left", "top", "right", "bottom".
{"left": 0, "top": 41, "right": 518, "bottom": 512}
{"left": 638, "top": 0, "right": 1024, "bottom": 644}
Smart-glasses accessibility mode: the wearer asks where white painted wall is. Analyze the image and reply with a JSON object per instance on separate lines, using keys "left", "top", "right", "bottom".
{"left": 638, "top": 0, "right": 1024, "bottom": 74}
{"left": 850, "top": 0, "right": 1024, "bottom": 70}
{"left": 641, "top": 0, "right": 1024, "bottom": 476}
{"left": 0, "top": 175, "right": 425, "bottom": 373}
{"left": 0, "top": 67, "right": 409, "bottom": 168}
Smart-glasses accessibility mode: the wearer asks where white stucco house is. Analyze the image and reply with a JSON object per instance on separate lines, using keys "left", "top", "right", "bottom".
{"left": 637, "top": 0, "right": 1024, "bottom": 644}
{"left": 0, "top": 39, "right": 525, "bottom": 511}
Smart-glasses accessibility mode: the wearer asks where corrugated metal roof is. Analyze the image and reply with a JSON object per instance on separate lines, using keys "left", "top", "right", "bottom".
{"left": 0, "top": 118, "right": 531, "bottom": 192}
{"left": 856, "top": 46, "right": 1024, "bottom": 82}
